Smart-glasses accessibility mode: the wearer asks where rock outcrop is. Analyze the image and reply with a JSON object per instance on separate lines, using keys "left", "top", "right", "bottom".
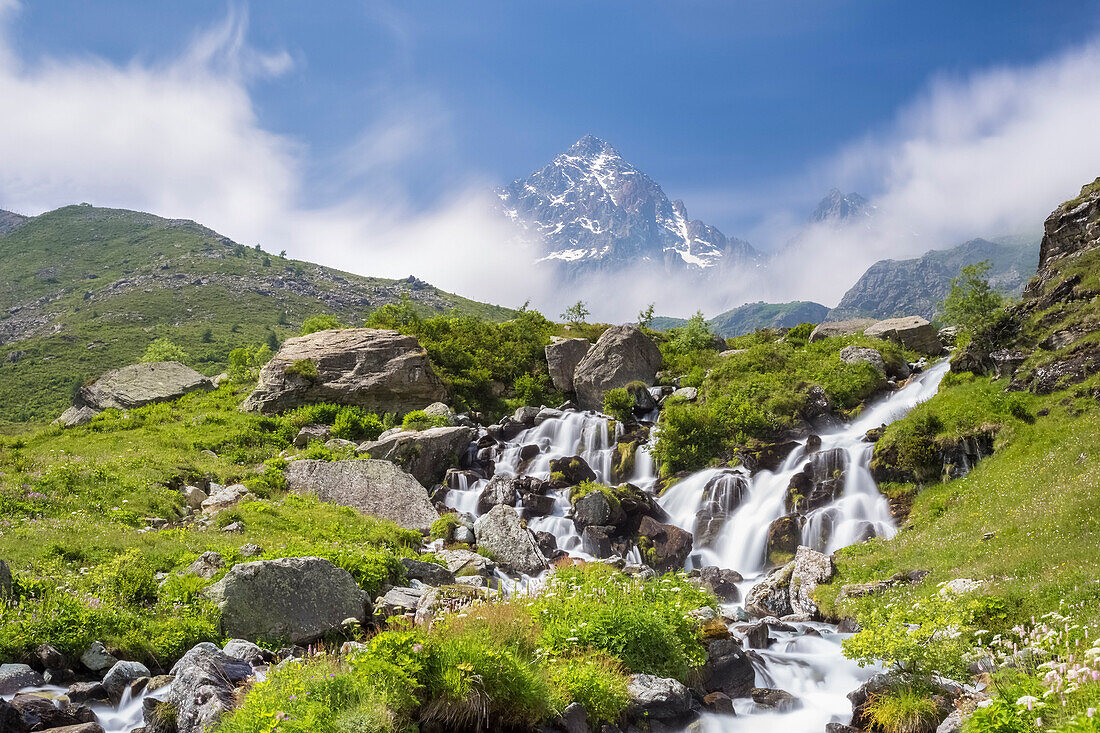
{"left": 788, "top": 546, "right": 835, "bottom": 617}
{"left": 545, "top": 337, "right": 592, "bottom": 393}
{"left": 57, "top": 361, "right": 212, "bottom": 426}
{"left": 285, "top": 459, "right": 438, "bottom": 532}
{"left": 838, "top": 345, "right": 886, "bottom": 376}
{"left": 241, "top": 328, "right": 446, "bottom": 414}
{"left": 168, "top": 643, "right": 254, "bottom": 733}
{"left": 572, "top": 325, "right": 662, "bottom": 410}
{"left": 809, "top": 319, "right": 876, "bottom": 342}
{"left": 203, "top": 557, "right": 369, "bottom": 644}
{"left": 357, "top": 426, "right": 476, "bottom": 486}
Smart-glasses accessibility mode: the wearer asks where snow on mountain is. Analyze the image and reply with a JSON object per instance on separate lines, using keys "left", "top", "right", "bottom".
{"left": 499, "top": 135, "right": 757, "bottom": 271}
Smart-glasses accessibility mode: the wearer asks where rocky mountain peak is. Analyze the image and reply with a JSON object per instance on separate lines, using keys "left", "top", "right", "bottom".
{"left": 499, "top": 136, "right": 757, "bottom": 273}
{"left": 810, "top": 189, "right": 871, "bottom": 223}
{"left": 0, "top": 208, "right": 29, "bottom": 236}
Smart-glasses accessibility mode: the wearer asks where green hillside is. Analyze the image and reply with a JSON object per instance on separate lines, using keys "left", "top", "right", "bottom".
{"left": 0, "top": 204, "right": 514, "bottom": 424}
{"left": 650, "top": 300, "right": 829, "bottom": 337}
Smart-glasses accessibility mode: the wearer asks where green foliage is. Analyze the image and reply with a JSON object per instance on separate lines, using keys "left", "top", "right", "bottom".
{"left": 865, "top": 685, "right": 941, "bottom": 733}
{"left": 140, "top": 337, "right": 188, "bottom": 364}
{"left": 637, "top": 303, "right": 655, "bottom": 330}
{"left": 332, "top": 409, "right": 385, "bottom": 441}
{"left": 547, "top": 652, "right": 630, "bottom": 726}
{"left": 941, "top": 261, "right": 1005, "bottom": 334}
{"left": 368, "top": 309, "right": 558, "bottom": 417}
{"left": 285, "top": 358, "right": 320, "bottom": 380}
{"left": 602, "top": 387, "right": 634, "bottom": 423}
{"left": 401, "top": 410, "right": 448, "bottom": 432}
{"left": 430, "top": 513, "right": 460, "bottom": 542}
{"left": 300, "top": 314, "right": 347, "bottom": 335}
{"left": 91, "top": 548, "right": 158, "bottom": 604}
{"left": 964, "top": 696, "right": 1033, "bottom": 733}
{"left": 560, "top": 301, "right": 590, "bottom": 326}
{"left": 532, "top": 564, "right": 713, "bottom": 681}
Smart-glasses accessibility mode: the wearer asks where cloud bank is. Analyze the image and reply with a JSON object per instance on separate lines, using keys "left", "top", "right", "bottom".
{"left": 2, "top": 4, "right": 1100, "bottom": 321}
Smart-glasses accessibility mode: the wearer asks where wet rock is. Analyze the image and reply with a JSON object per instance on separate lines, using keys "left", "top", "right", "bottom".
{"left": 203, "top": 557, "right": 369, "bottom": 644}
{"left": 358, "top": 426, "right": 477, "bottom": 486}
{"left": 636, "top": 516, "right": 692, "bottom": 573}
{"left": 241, "top": 328, "right": 447, "bottom": 414}
{"left": 746, "top": 563, "right": 794, "bottom": 618}
{"left": 285, "top": 459, "right": 438, "bottom": 532}
{"left": 789, "top": 546, "right": 835, "bottom": 618}
{"left": 400, "top": 558, "right": 456, "bottom": 587}
{"left": 573, "top": 491, "right": 616, "bottom": 528}
{"left": 0, "top": 698, "right": 22, "bottom": 733}
{"left": 10, "top": 693, "right": 93, "bottom": 730}
{"left": 626, "top": 674, "right": 692, "bottom": 720}
{"left": 101, "top": 660, "right": 151, "bottom": 702}
{"left": 752, "top": 687, "right": 800, "bottom": 711}
{"left": 521, "top": 493, "right": 556, "bottom": 518}
{"left": 865, "top": 316, "right": 942, "bottom": 355}
{"left": 169, "top": 643, "right": 253, "bottom": 733}
{"left": 0, "top": 664, "right": 43, "bottom": 695}
{"left": 548, "top": 455, "right": 598, "bottom": 487}
{"left": 626, "top": 381, "right": 658, "bottom": 412}
{"left": 701, "top": 638, "right": 755, "bottom": 699}
{"left": 702, "top": 691, "right": 735, "bottom": 715}
{"left": 473, "top": 504, "right": 548, "bottom": 575}
{"left": 477, "top": 475, "right": 519, "bottom": 515}
{"left": 573, "top": 325, "right": 663, "bottom": 410}
{"left": 581, "top": 525, "right": 615, "bottom": 558}
{"left": 66, "top": 682, "right": 108, "bottom": 705}
{"left": 79, "top": 643, "right": 117, "bottom": 674}
{"left": 696, "top": 566, "right": 743, "bottom": 602}
{"left": 765, "top": 515, "right": 801, "bottom": 567}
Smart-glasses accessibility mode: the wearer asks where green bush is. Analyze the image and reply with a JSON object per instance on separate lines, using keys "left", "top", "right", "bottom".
{"left": 430, "top": 513, "right": 460, "bottom": 542}
{"left": 332, "top": 409, "right": 385, "bottom": 441}
{"left": 285, "top": 358, "right": 320, "bottom": 380}
{"left": 547, "top": 652, "right": 630, "bottom": 725}
{"left": 401, "top": 410, "right": 447, "bottom": 432}
{"left": 226, "top": 344, "right": 272, "bottom": 383}
{"left": 602, "top": 388, "right": 633, "bottom": 422}
{"left": 865, "top": 685, "right": 941, "bottom": 733}
{"left": 300, "top": 314, "right": 347, "bottom": 335}
{"left": 141, "top": 337, "right": 188, "bottom": 364}
{"left": 92, "top": 548, "right": 158, "bottom": 605}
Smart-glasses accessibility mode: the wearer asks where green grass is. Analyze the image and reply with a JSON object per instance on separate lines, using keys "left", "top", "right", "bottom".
{"left": 0, "top": 205, "right": 514, "bottom": 424}
{"left": 865, "top": 685, "right": 941, "bottom": 733}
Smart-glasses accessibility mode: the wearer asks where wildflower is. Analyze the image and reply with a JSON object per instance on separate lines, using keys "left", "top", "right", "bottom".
{"left": 1017, "top": 696, "right": 1040, "bottom": 710}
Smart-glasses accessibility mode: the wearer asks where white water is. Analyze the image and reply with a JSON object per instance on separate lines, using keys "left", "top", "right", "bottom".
{"left": 14, "top": 361, "right": 947, "bottom": 733}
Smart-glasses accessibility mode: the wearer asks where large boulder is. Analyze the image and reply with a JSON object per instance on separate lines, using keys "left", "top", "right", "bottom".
{"left": 865, "top": 316, "right": 942, "bottom": 355}
{"left": 101, "top": 660, "right": 151, "bottom": 701}
{"left": 203, "top": 557, "right": 369, "bottom": 644}
{"left": 745, "top": 563, "right": 794, "bottom": 618}
{"left": 809, "top": 319, "right": 876, "bottom": 343}
{"left": 285, "top": 459, "right": 438, "bottom": 532}
{"left": 572, "top": 325, "right": 662, "bottom": 410}
{"left": 57, "top": 361, "right": 212, "bottom": 426}
{"left": 546, "top": 338, "right": 592, "bottom": 393}
{"left": 240, "top": 328, "right": 446, "bottom": 414}
{"left": 358, "top": 426, "right": 476, "bottom": 486}
{"left": 838, "top": 346, "right": 886, "bottom": 376}
{"left": 472, "top": 504, "right": 548, "bottom": 576}
{"left": 789, "top": 546, "right": 835, "bottom": 618}
{"left": 701, "top": 639, "right": 756, "bottom": 698}
{"left": 0, "top": 663, "right": 43, "bottom": 694}
{"left": 627, "top": 674, "right": 693, "bottom": 720}
{"left": 169, "top": 643, "right": 253, "bottom": 733}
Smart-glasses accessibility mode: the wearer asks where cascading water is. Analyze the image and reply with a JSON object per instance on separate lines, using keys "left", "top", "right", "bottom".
{"left": 15, "top": 362, "right": 947, "bottom": 733}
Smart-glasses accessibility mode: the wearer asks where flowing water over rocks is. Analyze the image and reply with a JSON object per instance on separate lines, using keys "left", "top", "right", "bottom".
{"left": 17, "top": 361, "right": 949, "bottom": 733}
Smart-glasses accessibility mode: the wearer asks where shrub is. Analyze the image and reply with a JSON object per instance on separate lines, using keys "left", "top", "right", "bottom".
{"left": 402, "top": 410, "right": 447, "bottom": 432}
{"left": 332, "top": 409, "right": 385, "bottom": 441}
{"left": 430, "top": 513, "right": 460, "bottom": 542}
{"left": 141, "top": 338, "right": 188, "bottom": 364}
{"left": 286, "top": 358, "right": 319, "bottom": 381}
{"left": 92, "top": 548, "right": 158, "bottom": 605}
{"left": 866, "top": 685, "right": 940, "bottom": 733}
{"left": 547, "top": 652, "right": 630, "bottom": 725}
{"left": 300, "top": 314, "right": 348, "bottom": 335}
{"left": 226, "top": 344, "right": 273, "bottom": 383}
{"left": 602, "top": 388, "right": 633, "bottom": 422}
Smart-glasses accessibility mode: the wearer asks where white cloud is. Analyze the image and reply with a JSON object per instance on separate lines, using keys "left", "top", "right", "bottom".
{"left": 767, "top": 41, "right": 1100, "bottom": 306}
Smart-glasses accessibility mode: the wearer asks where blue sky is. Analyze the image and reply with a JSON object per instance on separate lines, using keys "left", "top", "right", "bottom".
{"left": 8, "top": 0, "right": 1100, "bottom": 235}
{"left": 5, "top": 1, "right": 1100, "bottom": 317}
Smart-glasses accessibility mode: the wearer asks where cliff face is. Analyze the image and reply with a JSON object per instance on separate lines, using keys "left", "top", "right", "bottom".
{"left": 1024, "top": 178, "right": 1100, "bottom": 298}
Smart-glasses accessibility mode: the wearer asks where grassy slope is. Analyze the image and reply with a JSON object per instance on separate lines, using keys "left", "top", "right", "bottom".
{"left": 0, "top": 205, "right": 513, "bottom": 424}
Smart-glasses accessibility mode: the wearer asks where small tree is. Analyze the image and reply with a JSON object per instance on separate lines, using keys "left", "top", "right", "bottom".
{"left": 300, "top": 314, "right": 347, "bottom": 336}
{"left": 665, "top": 311, "right": 714, "bottom": 355}
{"left": 279, "top": 249, "right": 287, "bottom": 258}
{"left": 141, "top": 338, "right": 187, "bottom": 364}
{"left": 200, "top": 328, "right": 214, "bottom": 343}
{"left": 638, "top": 303, "right": 656, "bottom": 329}
{"left": 940, "top": 261, "right": 1004, "bottom": 334}
{"left": 561, "top": 300, "right": 590, "bottom": 326}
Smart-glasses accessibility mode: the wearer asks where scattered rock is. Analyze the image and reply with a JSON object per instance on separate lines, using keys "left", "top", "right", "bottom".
{"left": 400, "top": 558, "right": 456, "bottom": 587}
{"left": 182, "top": 485, "right": 208, "bottom": 511}
{"left": 697, "top": 566, "right": 743, "bottom": 602}
{"left": 285, "top": 459, "right": 438, "bottom": 532}
{"left": 789, "top": 546, "right": 835, "bottom": 618}
{"left": 701, "top": 638, "right": 755, "bottom": 699}
{"left": 473, "top": 504, "right": 548, "bottom": 575}
{"left": 669, "top": 386, "right": 698, "bottom": 402}
{"left": 752, "top": 687, "right": 800, "bottom": 711}
{"left": 222, "top": 639, "right": 265, "bottom": 664}
{"left": 839, "top": 346, "right": 886, "bottom": 375}
{"left": 101, "top": 660, "right": 151, "bottom": 702}
{"left": 376, "top": 586, "right": 424, "bottom": 618}
{"left": 358, "top": 426, "right": 477, "bottom": 486}
{"left": 33, "top": 644, "right": 66, "bottom": 671}
{"left": 573, "top": 325, "right": 662, "bottom": 410}
{"left": 185, "top": 551, "right": 225, "bottom": 579}
{"left": 241, "top": 328, "right": 447, "bottom": 414}
{"left": 203, "top": 557, "right": 369, "bottom": 644}
{"left": 423, "top": 401, "right": 457, "bottom": 425}
{"left": 627, "top": 674, "right": 692, "bottom": 720}
{"left": 200, "top": 483, "right": 250, "bottom": 515}
{"left": 0, "top": 664, "right": 43, "bottom": 695}
{"left": 79, "top": 642, "right": 118, "bottom": 674}
{"left": 636, "top": 516, "right": 692, "bottom": 573}
{"left": 436, "top": 548, "right": 496, "bottom": 578}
